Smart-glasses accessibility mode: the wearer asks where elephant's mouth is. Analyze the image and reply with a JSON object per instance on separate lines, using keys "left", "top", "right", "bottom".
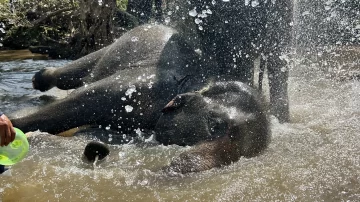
{"left": 83, "top": 141, "right": 110, "bottom": 164}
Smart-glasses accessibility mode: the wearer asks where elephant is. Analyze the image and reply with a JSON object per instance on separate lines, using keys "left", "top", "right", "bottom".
{"left": 12, "top": 25, "right": 203, "bottom": 134}
{"left": 82, "top": 80, "right": 269, "bottom": 173}
{"left": 112, "top": 0, "right": 293, "bottom": 122}
{"left": 155, "top": 81, "right": 269, "bottom": 173}
{"left": 12, "top": 24, "right": 205, "bottom": 135}
{"left": 165, "top": 0, "right": 293, "bottom": 123}
{"left": 11, "top": 24, "right": 270, "bottom": 173}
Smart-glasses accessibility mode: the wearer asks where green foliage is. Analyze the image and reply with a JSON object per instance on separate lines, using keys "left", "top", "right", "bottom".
{"left": 0, "top": 0, "right": 77, "bottom": 48}
{"left": 0, "top": 0, "right": 135, "bottom": 56}
{"left": 0, "top": 1, "right": 28, "bottom": 27}
{"left": 117, "top": 0, "right": 128, "bottom": 10}
{"left": 0, "top": 0, "right": 76, "bottom": 30}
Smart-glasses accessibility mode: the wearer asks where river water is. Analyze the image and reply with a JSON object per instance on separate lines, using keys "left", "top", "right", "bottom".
{"left": 0, "top": 47, "right": 359, "bottom": 202}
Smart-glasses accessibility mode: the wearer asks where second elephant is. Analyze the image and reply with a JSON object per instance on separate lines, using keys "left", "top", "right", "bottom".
{"left": 166, "top": 0, "right": 293, "bottom": 122}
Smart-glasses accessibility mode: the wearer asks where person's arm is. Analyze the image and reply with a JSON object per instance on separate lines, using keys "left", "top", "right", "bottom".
{"left": 0, "top": 112, "right": 16, "bottom": 146}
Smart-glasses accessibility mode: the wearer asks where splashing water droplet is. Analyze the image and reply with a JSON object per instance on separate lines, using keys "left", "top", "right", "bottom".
{"left": 125, "top": 105, "right": 133, "bottom": 112}
{"left": 251, "top": 0, "right": 259, "bottom": 7}
{"left": 131, "top": 36, "right": 139, "bottom": 42}
{"left": 189, "top": 8, "right": 197, "bottom": 17}
{"left": 195, "top": 18, "right": 202, "bottom": 24}
{"left": 125, "top": 85, "right": 137, "bottom": 98}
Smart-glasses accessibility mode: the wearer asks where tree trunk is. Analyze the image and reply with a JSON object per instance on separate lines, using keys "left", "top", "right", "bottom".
{"left": 127, "top": 0, "right": 162, "bottom": 24}
{"left": 77, "top": 0, "right": 116, "bottom": 57}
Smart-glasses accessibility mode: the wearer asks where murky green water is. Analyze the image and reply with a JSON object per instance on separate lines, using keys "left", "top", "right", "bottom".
{"left": 0, "top": 50, "right": 359, "bottom": 201}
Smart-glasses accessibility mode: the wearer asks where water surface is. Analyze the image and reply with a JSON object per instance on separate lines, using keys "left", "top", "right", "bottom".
{"left": 0, "top": 53, "right": 359, "bottom": 201}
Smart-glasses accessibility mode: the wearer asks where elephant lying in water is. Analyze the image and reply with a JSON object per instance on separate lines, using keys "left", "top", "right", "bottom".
{"left": 11, "top": 24, "right": 269, "bottom": 173}
{"left": 13, "top": 24, "right": 203, "bottom": 135}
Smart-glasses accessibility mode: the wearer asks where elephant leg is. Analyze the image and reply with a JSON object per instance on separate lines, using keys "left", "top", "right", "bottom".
{"left": 11, "top": 83, "right": 116, "bottom": 134}
{"left": 163, "top": 135, "right": 240, "bottom": 174}
{"left": 32, "top": 46, "right": 109, "bottom": 92}
{"left": 261, "top": 0, "right": 292, "bottom": 123}
{"left": 267, "top": 55, "right": 290, "bottom": 123}
{"left": 258, "top": 57, "right": 267, "bottom": 91}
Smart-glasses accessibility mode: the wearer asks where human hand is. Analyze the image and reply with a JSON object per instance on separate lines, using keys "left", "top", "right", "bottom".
{"left": 0, "top": 114, "right": 16, "bottom": 146}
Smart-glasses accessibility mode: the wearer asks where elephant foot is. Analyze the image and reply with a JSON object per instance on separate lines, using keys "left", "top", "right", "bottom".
{"left": 32, "top": 68, "right": 56, "bottom": 92}
{"left": 271, "top": 99, "right": 290, "bottom": 123}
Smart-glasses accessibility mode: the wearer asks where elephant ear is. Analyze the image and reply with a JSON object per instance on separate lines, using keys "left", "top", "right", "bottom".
{"left": 161, "top": 95, "right": 186, "bottom": 113}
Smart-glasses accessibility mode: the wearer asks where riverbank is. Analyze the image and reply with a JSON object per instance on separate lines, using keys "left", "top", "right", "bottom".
{"left": 0, "top": 49, "right": 48, "bottom": 62}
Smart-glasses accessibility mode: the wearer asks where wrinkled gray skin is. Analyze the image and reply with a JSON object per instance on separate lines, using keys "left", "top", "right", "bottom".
{"left": 166, "top": 0, "right": 293, "bottom": 122}
{"left": 11, "top": 24, "right": 269, "bottom": 173}
{"left": 11, "top": 25, "right": 206, "bottom": 135}
{"left": 156, "top": 81, "right": 269, "bottom": 173}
